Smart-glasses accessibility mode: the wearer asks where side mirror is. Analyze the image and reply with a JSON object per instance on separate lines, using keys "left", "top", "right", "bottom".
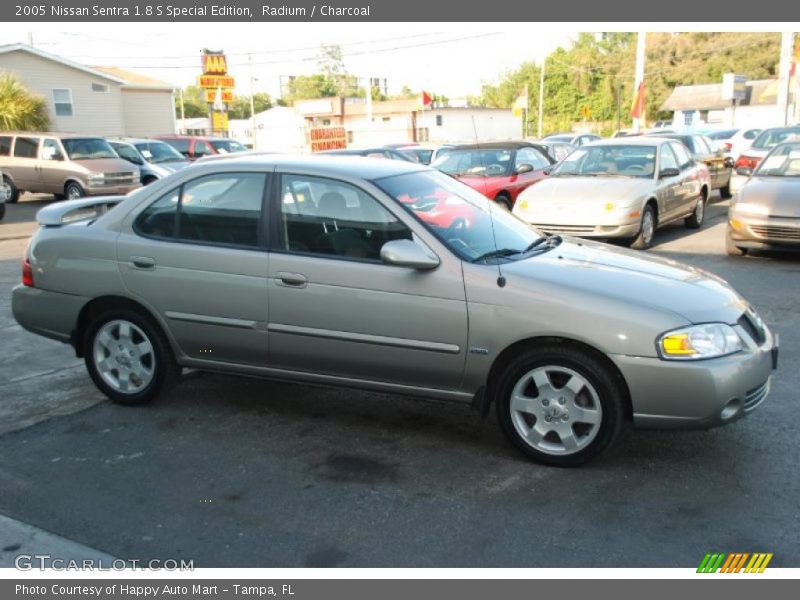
{"left": 380, "top": 239, "right": 440, "bottom": 270}
{"left": 736, "top": 166, "right": 753, "bottom": 177}
{"left": 514, "top": 163, "right": 533, "bottom": 175}
{"left": 659, "top": 167, "right": 680, "bottom": 179}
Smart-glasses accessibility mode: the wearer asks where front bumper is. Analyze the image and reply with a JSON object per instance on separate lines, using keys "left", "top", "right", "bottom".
{"left": 610, "top": 323, "right": 777, "bottom": 429}
{"left": 12, "top": 284, "right": 89, "bottom": 346}
{"left": 85, "top": 182, "right": 141, "bottom": 196}
{"left": 522, "top": 220, "right": 640, "bottom": 239}
{"left": 728, "top": 215, "right": 800, "bottom": 249}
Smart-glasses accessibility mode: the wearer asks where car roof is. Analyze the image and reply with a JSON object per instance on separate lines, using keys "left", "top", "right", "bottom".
{"left": 189, "top": 153, "right": 427, "bottom": 180}
{"left": 0, "top": 132, "right": 107, "bottom": 140}
{"left": 111, "top": 137, "right": 169, "bottom": 145}
{"left": 447, "top": 141, "right": 540, "bottom": 151}
{"left": 584, "top": 137, "right": 665, "bottom": 147}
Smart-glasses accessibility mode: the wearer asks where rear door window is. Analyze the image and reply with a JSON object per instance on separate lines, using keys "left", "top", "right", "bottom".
{"left": 13, "top": 137, "right": 40, "bottom": 158}
{"left": 0, "top": 136, "right": 11, "bottom": 156}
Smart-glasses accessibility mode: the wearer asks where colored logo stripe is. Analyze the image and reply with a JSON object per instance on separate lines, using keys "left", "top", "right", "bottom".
{"left": 698, "top": 552, "right": 773, "bottom": 573}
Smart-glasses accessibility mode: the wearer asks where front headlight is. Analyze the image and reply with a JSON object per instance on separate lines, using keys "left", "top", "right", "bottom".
{"left": 732, "top": 202, "right": 769, "bottom": 216}
{"left": 658, "top": 323, "right": 742, "bottom": 360}
{"left": 87, "top": 174, "right": 104, "bottom": 186}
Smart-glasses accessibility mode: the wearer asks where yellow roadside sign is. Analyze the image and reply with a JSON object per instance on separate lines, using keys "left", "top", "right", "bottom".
{"left": 199, "top": 75, "right": 235, "bottom": 89}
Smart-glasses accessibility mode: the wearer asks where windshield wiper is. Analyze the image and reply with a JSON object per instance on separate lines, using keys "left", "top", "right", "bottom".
{"left": 471, "top": 248, "right": 524, "bottom": 262}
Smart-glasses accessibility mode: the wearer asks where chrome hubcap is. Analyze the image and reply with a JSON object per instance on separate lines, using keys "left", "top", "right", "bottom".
{"left": 642, "top": 211, "right": 654, "bottom": 244}
{"left": 696, "top": 198, "right": 705, "bottom": 222}
{"left": 510, "top": 365, "right": 602, "bottom": 455}
{"left": 93, "top": 320, "right": 154, "bottom": 394}
{"left": 68, "top": 186, "right": 81, "bottom": 199}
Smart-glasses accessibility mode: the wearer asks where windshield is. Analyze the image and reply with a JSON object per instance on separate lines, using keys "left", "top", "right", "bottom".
{"left": 753, "top": 143, "right": 800, "bottom": 177}
{"left": 134, "top": 141, "right": 185, "bottom": 163}
{"left": 431, "top": 148, "right": 513, "bottom": 178}
{"left": 62, "top": 138, "right": 117, "bottom": 160}
{"left": 752, "top": 127, "right": 800, "bottom": 150}
{"left": 551, "top": 144, "right": 656, "bottom": 178}
{"left": 375, "top": 169, "right": 545, "bottom": 263}
{"left": 208, "top": 139, "right": 246, "bottom": 154}
{"left": 707, "top": 129, "right": 738, "bottom": 140}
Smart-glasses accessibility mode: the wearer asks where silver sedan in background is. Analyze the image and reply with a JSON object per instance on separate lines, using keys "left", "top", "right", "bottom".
{"left": 727, "top": 141, "right": 800, "bottom": 255}
{"left": 513, "top": 138, "right": 710, "bottom": 249}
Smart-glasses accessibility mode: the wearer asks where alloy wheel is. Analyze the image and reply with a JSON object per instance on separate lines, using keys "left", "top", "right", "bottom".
{"left": 509, "top": 365, "right": 602, "bottom": 455}
{"left": 92, "top": 319, "right": 155, "bottom": 394}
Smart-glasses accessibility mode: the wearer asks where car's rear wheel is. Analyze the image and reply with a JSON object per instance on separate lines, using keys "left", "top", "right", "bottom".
{"left": 83, "top": 308, "right": 180, "bottom": 405}
{"left": 65, "top": 181, "right": 85, "bottom": 200}
{"left": 725, "top": 233, "right": 747, "bottom": 256}
{"left": 684, "top": 193, "right": 706, "bottom": 229}
{"left": 629, "top": 204, "right": 656, "bottom": 249}
{"left": 495, "top": 344, "right": 625, "bottom": 466}
{"left": 495, "top": 193, "right": 512, "bottom": 211}
{"left": 2, "top": 176, "right": 19, "bottom": 203}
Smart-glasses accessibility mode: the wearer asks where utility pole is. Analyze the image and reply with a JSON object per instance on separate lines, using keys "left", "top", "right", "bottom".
{"left": 777, "top": 32, "right": 794, "bottom": 126}
{"left": 616, "top": 81, "right": 622, "bottom": 133}
{"left": 632, "top": 32, "right": 646, "bottom": 133}
{"left": 523, "top": 83, "right": 529, "bottom": 138}
{"left": 27, "top": 32, "right": 33, "bottom": 47}
{"left": 179, "top": 88, "right": 185, "bottom": 131}
{"left": 365, "top": 77, "right": 373, "bottom": 143}
{"left": 248, "top": 53, "right": 257, "bottom": 149}
{"left": 537, "top": 58, "right": 545, "bottom": 138}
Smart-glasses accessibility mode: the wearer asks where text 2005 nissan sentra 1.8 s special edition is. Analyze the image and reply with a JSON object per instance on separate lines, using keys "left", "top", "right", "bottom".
{"left": 12, "top": 155, "right": 778, "bottom": 466}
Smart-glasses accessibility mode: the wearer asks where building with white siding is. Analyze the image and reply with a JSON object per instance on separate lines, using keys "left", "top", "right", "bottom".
{"left": 0, "top": 44, "right": 176, "bottom": 137}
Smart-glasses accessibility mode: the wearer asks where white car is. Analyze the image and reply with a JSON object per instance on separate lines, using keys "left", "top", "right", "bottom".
{"left": 707, "top": 128, "right": 761, "bottom": 161}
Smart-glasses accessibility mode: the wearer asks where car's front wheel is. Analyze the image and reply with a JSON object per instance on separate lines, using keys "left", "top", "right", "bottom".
{"left": 684, "top": 193, "right": 706, "bottom": 229}
{"left": 2, "top": 176, "right": 19, "bottom": 203}
{"left": 629, "top": 205, "right": 656, "bottom": 249}
{"left": 65, "top": 181, "right": 85, "bottom": 200}
{"left": 83, "top": 308, "right": 180, "bottom": 405}
{"left": 495, "top": 344, "right": 625, "bottom": 466}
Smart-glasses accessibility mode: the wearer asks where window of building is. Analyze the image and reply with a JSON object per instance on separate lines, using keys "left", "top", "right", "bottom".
{"left": 435, "top": 115, "right": 443, "bottom": 126}
{"left": 279, "top": 174, "right": 412, "bottom": 261}
{"left": 683, "top": 112, "right": 693, "bottom": 127}
{"left": 91, "top": 83, "right": 109, "bottom": 93}
{"left": 52, "top": 89, "right": 73, "bottom": 117}
{"left": 322, "top": 119, "right": 331, "bottom": 126}
{"left": 382, "top": 116, "right": 390, "bottom": 122}
{"left": 346, "top": 131, "right": 354, "bottom": 143}
{"left": 416, "top": 128, "right": 429, "bottom": 142}
{"left": 12, "top": 136, "right": 39, "bottom": 158}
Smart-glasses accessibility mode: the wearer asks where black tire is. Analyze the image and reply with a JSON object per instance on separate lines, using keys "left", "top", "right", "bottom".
{"left": 629, "top": 204, "right": 656, "bottom": 250}
{"left": 495, "top": 193, "right": 512, "bottom": 211}
{"left": 725, "top": 233, "right": 747, "bottom": 256}
{"left": 2, "top": 176, "right": 19, "bottom": 204}
{"left": 684, "top": 193, "right": 706, "bottom": 229}
{"left": 65, "top": 181, "right": 86, "bottom": 200}
{"left": 494, "top": 343, "right": 625, "bottom": 467}
{"left": 719, "top": 183, "right": 732, "bottom": 199}
{"left": 83, "top": 307, "right": 180, "bottom": 405}
{"left": 0, "top": 203, "right": 5, "bottom": 221}
{"left": 142, "top": 176, "right": 158, "bottom": 186}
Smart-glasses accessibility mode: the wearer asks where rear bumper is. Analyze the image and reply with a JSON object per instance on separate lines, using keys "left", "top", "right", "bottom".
{"left": 610, "top": 324, "right": 777, "bottom": 429}
{"left": 11, "top": 284, "right": 88, "bottom": 347}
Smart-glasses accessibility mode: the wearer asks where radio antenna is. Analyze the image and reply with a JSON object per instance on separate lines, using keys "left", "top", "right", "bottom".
{"left": 471, "top": 116, "right": 505, "bottom": 288}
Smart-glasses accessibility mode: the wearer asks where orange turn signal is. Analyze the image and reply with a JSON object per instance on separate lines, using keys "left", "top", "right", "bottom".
{"left": 628, "top": 210, "right": 641, "bottom": 218}
{"left": 729, "top": 218, "right": 744, "bottom": 231}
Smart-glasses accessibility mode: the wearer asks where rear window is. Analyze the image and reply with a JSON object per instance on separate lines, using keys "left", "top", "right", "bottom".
{"left": 163, "top": 139, "right": 190, "bottom": 154}
{"left": 13, "top": 137, "right": 39, "bottom": 158}
{"left": 0, "top": 136, "right": 11, "bottom": 156}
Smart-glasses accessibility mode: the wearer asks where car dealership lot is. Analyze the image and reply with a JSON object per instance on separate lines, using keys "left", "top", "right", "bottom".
{"left": 1, "top": 193, "right": 799, "bottom": 567}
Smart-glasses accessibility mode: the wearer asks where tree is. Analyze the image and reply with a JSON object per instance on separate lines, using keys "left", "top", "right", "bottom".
{"left": 0, "top": 72, "right": 49, "bottom": 131}
{"left": 174, "top": 85, "right": 207, "bottom": 119}
{"left": 228, "top": 93, "right": 273, "bottom": 119}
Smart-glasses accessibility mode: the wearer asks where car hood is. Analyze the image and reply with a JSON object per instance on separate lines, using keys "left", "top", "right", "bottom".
{"left": 738, "top": 177, "right": 800, "bottom": 217}
{"left": 150, "top": 161, "right": 191, "bottom": 175}
{"left": 516, "top": 176, "right": 652, "bottom": 219}
{"left": 72, "top": 158, "right": 138, "bottom": 173}
{"left": 503, "top": 238, "right": 747, "bottom": 324}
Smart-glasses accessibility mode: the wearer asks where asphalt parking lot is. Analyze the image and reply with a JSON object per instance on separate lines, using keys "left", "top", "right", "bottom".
{"left": 1, "top": 193, "right": 798, "bottom": 568}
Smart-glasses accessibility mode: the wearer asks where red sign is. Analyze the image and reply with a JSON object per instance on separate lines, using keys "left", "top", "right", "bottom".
{"left": 310, "top": 127, "right": 347, "bottom": 152}
{"left": 199, "top": 75, "right": 235, "bottom": 89}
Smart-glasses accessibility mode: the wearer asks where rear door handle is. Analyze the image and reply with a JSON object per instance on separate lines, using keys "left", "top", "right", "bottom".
{"left": 276, "top": 272, "right": 307, "bottom": 288}
{"left": 130, "top": 256, "right": 156, "bottom": 270}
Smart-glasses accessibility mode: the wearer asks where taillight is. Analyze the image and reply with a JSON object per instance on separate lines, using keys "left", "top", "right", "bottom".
{"left": 723, "top": 142, "right": 733, "bottom": 151}
{"left": 736, "top": 155, "right": 760, "bottom": 170}
{"left": 22, "top": 256, "right": 34, "bottom": 287}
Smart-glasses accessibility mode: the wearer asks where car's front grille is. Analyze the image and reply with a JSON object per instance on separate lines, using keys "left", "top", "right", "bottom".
{"left": 102, "top": 172, "right": 138, "bottom": 185}
{"left": 749, "top": 224, "right": 800, "bottom": 241}
{"left": 738, "top": 312, "right": 767, "bottom": 345}
{"left": 744, "top": 379, "right": 770, "bottom": 412}
{"left": 533, "top": 224, "right": 596, "bottom": 234}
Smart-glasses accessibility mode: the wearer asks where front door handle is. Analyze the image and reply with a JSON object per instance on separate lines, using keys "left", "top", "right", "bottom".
{"left": 276, "top": 271, "right": 307, "bottom": 288}
{"left": 130, "top": 256, "right": 156, "bottom": 270}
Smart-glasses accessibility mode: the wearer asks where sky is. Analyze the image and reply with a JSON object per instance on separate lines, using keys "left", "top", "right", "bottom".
{"left": 7, "top": 23, "right": 577, "bottom": 100}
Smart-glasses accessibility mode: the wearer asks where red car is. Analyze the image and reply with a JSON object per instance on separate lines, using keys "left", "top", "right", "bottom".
{"left": 430, "top": 142, "right": 553, "bottom": 209}
{"left": 155, "top": 135, "right": 247, "bottom": 161}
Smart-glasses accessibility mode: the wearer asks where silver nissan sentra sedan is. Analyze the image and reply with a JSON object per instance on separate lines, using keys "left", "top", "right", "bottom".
{"left": 12, "top": 155, "right": 778, "bottom": 466}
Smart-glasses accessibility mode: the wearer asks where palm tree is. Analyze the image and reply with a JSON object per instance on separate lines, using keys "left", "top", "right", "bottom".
{"left": 0, "top": 72, "right": 50, "bottom": 131}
